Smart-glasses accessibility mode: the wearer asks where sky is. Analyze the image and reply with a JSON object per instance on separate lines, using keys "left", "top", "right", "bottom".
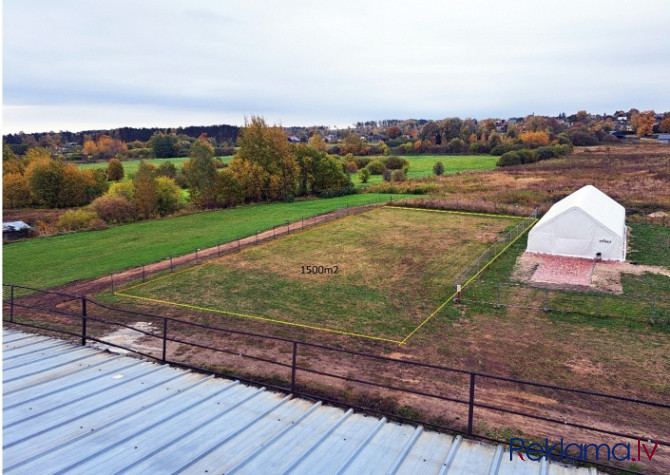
{"left": 3, "top": 0, "right": 670, "bottom": 134}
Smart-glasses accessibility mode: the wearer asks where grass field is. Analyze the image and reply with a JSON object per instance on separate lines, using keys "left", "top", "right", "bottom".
{"left": 78, "top": 157, "right": 196, "bottom": 178}
{"left": 115, "top": 207, "right": 522, "bottom": 342}
{"left": 77, "top": 154, "right": 498, "bottom": 186}
{"left": 351, "top": 155, "right": 498, "bottom": 185}
{"left": 2, "top": 194, "right": 408, "bottom": 290}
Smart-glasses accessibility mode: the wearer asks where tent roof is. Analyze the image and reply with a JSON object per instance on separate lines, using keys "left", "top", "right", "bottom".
{"left": 535, "top": 185, "right": 625, "bottom": 237}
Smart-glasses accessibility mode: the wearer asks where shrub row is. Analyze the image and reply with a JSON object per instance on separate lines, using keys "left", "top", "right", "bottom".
{"left": 497, "top": 144, "right": 572, "bottom": 167}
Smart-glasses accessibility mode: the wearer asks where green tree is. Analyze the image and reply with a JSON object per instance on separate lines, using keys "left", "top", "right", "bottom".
{"left": 25, "top": 158, "right": 64, "bottom": 208}
{"left": 107, "top": 158, "right": 125, "bottom": 181}
{"left": 150, "top": 133, "right": 177, "bottom": 158}
{"left": 184, "top": 140, "right": 218, "bottom": 208}
{"left": 155, "top": 176, "right": 183, "bottom": 216}
{"left": 433, "top": 161, "right": 445, "bottom": 176}
{"left": 215, "top": 169, "right": 244, "bottom": 207}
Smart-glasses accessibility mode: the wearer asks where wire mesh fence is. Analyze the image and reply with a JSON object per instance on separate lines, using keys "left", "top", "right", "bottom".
{"left": 453, "top": 209, "right": 538, "bottom": 291}
{"left": 458, "top": 280, "right": 670, "bottom": 327}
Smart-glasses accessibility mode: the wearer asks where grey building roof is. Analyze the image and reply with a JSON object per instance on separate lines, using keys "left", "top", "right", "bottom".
{"left": 2, "top": 221, "right": 31, "bottom": 232}
{"left": 3, "top": 328, "right": 598, "bottom": 474}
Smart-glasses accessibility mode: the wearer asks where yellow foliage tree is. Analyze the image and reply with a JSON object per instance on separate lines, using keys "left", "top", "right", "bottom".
{"left": 519, "top": 131, "right": 550, "bottom": 148}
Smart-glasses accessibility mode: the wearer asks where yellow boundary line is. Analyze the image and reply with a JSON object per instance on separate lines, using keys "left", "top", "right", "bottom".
{"left": 399, "top": 216, "right": 538, "bottom": 344}
{"left": 115, "top": 206, "right": 535, "bottom": 345}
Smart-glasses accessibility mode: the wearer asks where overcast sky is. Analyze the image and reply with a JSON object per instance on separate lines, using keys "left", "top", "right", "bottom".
{"left": 3, "top": 0, "right": 670, "bottom": 133}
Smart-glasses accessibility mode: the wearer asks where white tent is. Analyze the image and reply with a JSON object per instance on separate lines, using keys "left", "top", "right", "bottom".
{"left": 527, "top": 185, "right": 626, "bottom": 261}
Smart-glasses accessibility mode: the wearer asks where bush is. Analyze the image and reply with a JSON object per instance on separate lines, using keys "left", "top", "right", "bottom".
{"left": 156, "top": 161, "right": 177, "bottom": 179}
{"left": 517, "top": 149, "right": 537, "bottom": 164}
{"left": 382, "top": 155, "right": 409, "bottom": 170}
{"left": 490, "top": 142, "right": 520, "bottom": 156}
{"left": 354, "top": 156, "right": 371, "bottom": 169}
{"left": 57, "top": 209, "right": 100, "bottom": 231}
{"left": 391, "top": 170, "right": 407, "bottom": 182}
{"left": 382, "top": 168, "right": 392, "bottom": 182}
{"left": 535, "top": 146, "right": 558, "bottom": 161}
{"left": 433, "top": 161, "right": 445, "bottom": 176}
{"left": 365, "top": 160, "right": 385, "bottom": 175}
{"left": 90, "top": 195, "right": 137, "bottom": 223}
{"left": 318, "top": 186, "right": 357, "bottom": 198}
{"left": 345, "top": 161, "right": 358, "bottom": 173}
{"left": 497, "top": 151, "right": 522, "bottom": 167}
{"left": 106, "top": 158, "right": 124, "bottom": 181}
{"left": 359, "top": 168, "right": 370, "bottom": 183}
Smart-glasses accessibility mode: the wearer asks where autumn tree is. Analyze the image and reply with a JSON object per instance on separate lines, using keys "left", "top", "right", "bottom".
{"left": 83, "top": 135, "right": 127, "bottom": 160}
{"left": 133, "top": 162, "right": 158, "bottom": 218}
{"left": 519, "top": 131, "right": 550, "bottom": 148}
{"left": 3, "top": 173, "right": 32, "bottom": 208}
{"left": 234, "top": 116, "right": 299, "bottom": 201}
{"left": 658, "top": 117, "right": 670, "bottom": 133}
{"left": 631, "top": 111, "right": 655, "bottom": 135}
{"left": 184, "top": 140, "right": 218, "bottom": 208}
{"left": 107, "top": 158, "right": 125, "bottom": 181}
{"left": 308, "top": 133, "right": 327, "bottom": 152}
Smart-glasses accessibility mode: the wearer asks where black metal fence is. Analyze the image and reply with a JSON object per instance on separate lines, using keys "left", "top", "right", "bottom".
{"left": 4, "top": 283, "right": 669, "bottom": 474}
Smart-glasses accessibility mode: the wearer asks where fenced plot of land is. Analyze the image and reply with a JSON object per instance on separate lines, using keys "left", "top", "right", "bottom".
{"left": 116, "top": 207, "right": 523, "bottom": 343}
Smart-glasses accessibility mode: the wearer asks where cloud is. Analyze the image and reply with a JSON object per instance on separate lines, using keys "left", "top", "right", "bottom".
{"left": 3, "top": 0, "right": 670, "bottom": 133}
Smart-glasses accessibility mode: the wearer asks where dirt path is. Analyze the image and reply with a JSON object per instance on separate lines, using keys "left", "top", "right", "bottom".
{"left": 18, "top": 203, "right": 382, "bottom": 301}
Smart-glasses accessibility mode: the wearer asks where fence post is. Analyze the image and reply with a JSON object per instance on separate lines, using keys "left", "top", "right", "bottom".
{"left": 162, "top": 318, "right": 168, "bottom": 362}
{"left": 81, "top": 297, "right": 87, "bottom": 346}
{"left": 111, "top": 273, "right": 115, "bottom": 293}
{"left": 170, "top": 257, "right": 174, "bottom": 273}
{"left": 291, "top": 341, "right": 298, "bottom": 394}
{"left": 286, "top": 220, "right": 290, "bottom": 234}
{"left": 10, "top": 285, "right": 15, "bottom": 322}
{"left": 195, "top": 248, "right": 199, "bottom": 263}
{"left": 651, "top": 296, "right": 657, "bottom": 324}
{"left": 467, "top": 373, "right": 475, "bottom": 435}
{"left": 596, "top": 293, "right": 600, "bottom": 317}
{"left": 217, "top": 241, "right": 221, "bottom": 257}
{"left": 142, "top": 265, "right": 146, "bottom": 282}
{"left": 544, "top": 289, "right": 549, "bottom": 312}
{"left": 497, "top": 282, "right": 501, "bottom": 307}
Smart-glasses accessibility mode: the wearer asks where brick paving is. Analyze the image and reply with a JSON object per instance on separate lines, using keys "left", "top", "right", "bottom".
{"left": 529, "top": 253, "right": 596, "bottom": 286}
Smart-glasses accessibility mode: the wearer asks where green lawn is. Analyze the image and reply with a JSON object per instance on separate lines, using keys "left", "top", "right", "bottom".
{"left": 349, "top": 155, "right": 498, "bottom": 185}
{"left": 3, "top": 194, "right": 408, "bottom": 290}
{"left": 115, "top": 208, "right": 520, "bottom": 342}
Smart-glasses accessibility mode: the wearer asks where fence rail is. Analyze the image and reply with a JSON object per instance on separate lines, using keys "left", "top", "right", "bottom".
{"left": 4, "top": 283, "right": 669, "bottom": 475}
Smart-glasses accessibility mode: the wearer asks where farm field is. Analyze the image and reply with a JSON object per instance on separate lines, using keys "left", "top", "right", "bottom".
{"left": 2, "top": 194, "right": 408, "bottom": 290}
{"left": 114, "top": 207, "right": 523, "bottom": 342}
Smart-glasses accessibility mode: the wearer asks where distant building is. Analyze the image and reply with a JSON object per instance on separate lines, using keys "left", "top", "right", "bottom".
{"left": 3, "top": 221, "right": 32, "bottom": 240}
{"left": 658, "top": 134, "right": 670, "bottom": 144}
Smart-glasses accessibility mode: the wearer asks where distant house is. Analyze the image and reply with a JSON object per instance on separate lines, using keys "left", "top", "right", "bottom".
{"left": 3, "top": 221, "right": 32, "bottom": 240}
{"left": 287, "top": 135, "right": 301, "bottom": 143}
{"left": 658, "top": 134, "right": 670, "bottom": 144}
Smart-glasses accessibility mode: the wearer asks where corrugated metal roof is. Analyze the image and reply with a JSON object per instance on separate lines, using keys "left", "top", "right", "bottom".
{"left": 3, "top": 328, "right": 598, "bottom": 474}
